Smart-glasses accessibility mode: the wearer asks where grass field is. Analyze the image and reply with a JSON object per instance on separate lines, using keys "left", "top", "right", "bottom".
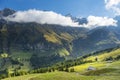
{"left": 3, "top": 71, "right": 120, "bottom": 80}
{"left": 3, "top": 48, "right": 120, "bottom": 80}
{"left": 85, "top": 48, "right": 120, "bottom": 61}
{"left": 3, "top": 59, "right": 120, "bottom": 80}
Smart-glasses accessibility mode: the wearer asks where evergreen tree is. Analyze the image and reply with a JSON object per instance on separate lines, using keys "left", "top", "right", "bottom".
{"left": 64, "top": 68, "right": 69, "bottom": 72}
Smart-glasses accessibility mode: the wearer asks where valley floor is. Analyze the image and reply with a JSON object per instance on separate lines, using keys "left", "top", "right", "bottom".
{"left": 3, "top": 72, "right": 120, "bottom": 80}
{"left": 3, "top": 49, "right": 120, "bottom": 80}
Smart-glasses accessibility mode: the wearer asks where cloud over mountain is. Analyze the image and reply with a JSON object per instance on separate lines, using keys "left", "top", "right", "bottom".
{"left": 4, "top": 9, "right": 79, "bottom": 27}
{"left": 81, "top": 15, "right": 117, "bottom": 28}
{"left": 4, "top": 9, "right": 117, "bottom": 28}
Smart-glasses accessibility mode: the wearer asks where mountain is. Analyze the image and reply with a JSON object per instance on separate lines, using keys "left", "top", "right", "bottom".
{"left": 0, "top": 8, "right": 120, "bottom": 70}
{"left": 0, "top": 20, "right": 88, "bottom": 69}
{"left": 66, "top": 14, "right": 88, "bottom": 25}
{"left": 73, "top": 27, "right": 120, "bottom": 56}
{"left": 0, "top": 8, "right": 15, "bottom": 17}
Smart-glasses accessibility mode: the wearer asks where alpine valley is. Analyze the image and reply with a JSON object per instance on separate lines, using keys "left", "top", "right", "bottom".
{"left": 0, "top": 8, "right": 120, "bottom": 80}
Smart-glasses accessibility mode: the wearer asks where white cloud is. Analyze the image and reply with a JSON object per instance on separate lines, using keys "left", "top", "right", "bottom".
{"left": 80, "top": 15, "right": 117, "bottom": 28}
{"left": 4, "top": 9, "right": 79, "bottom": 27}
{"left": 105, "top": 0, "right": 120, "bottom": 15}
{"left": 4, "top": 9, "right": 117, "bottom": 29}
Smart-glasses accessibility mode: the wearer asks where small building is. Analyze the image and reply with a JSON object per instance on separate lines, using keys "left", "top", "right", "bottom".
{"left": 87, "top": 66, "right": 96, "bottom": 70}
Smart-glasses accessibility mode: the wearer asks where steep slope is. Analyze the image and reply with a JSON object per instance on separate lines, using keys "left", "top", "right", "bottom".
{"left": 1, "top": 8, "right": 120, "bottom": 70}
{"left": 0, "top": 20, "right": 88, "bottom": 69}
{"left": 73, "top": 27, "right": 120, "bottom": 56}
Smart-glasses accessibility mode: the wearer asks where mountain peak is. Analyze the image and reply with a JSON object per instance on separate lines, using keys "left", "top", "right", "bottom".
{"left": 0, "top": 8, "right": 15, "bottom": 17}
{"left": 65, "top": 13, "right": 88, "bottom": 25}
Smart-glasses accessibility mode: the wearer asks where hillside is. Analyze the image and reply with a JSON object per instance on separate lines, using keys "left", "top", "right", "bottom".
{"left": 4, "top": 72, "right": 120, "bottom": 80}
{"left": 3, "top": 47, "right": 120, "bottom": 80}
{"left": 0, "top": 21, "right": 88, "bottom": 69}
{"left": 1, "top": 8, "right": 120, "bottom": 73}
{"left": 71, "top": 47, "right": 120, "bottom": 76}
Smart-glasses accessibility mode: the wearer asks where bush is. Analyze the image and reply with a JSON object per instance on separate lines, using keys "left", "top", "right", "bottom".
{"left": 70, "top": 68, "right": 74, "bottom": 72}
{"left": 115, "top": 55, "right": 120, "bottom": 60}
{"left": 105, "top": 56, "right": 113, "bottom": 61}
{"left": 64, "top": 68, "right": 69, "bottom": 72}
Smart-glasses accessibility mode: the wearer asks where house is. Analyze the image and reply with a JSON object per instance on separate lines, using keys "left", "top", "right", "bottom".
{"left": 87, "top": 66, "right": 96, "bottom": 70}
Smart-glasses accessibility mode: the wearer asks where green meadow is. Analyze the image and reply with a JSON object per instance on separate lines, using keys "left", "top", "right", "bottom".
{"left": 3, "top": 48, "right": 120, "bottom": 80}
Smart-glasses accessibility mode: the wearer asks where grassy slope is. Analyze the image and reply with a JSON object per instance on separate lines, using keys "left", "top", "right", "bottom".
{"left": 3, "top": 71, "right": 120, "bottom": 80}
{"left": 3, "top": 48, "right": 120, "bottom": 80}
{"left": 70, "top": 48, "right": 120, "bottom": 80}
{"left": 29, "top": 48, "right": 120, "bottom": 80}
{"left": 85, "top": 48, "right": 120, "bottom": 61}
{"left": 6, "top": 51, "right": 33, "bottom": 71}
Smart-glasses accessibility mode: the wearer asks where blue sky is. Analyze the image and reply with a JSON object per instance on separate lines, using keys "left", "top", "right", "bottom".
{"left": 0, "top": 0, "right": 114, "bottom": 17}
